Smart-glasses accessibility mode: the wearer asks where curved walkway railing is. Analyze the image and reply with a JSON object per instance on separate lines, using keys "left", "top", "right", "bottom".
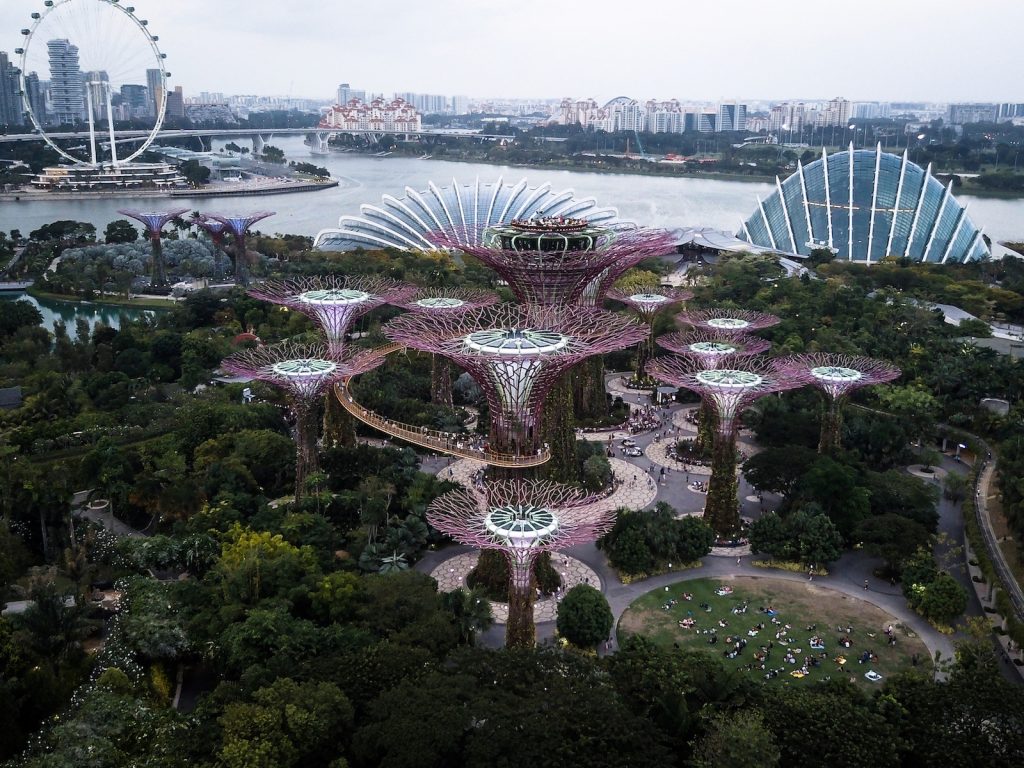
{"left": 335, "top": 345, "right": 551, "bottom": 468}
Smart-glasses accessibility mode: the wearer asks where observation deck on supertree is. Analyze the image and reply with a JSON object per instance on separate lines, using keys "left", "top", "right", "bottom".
{"left": 384, "top": 304, "right": 646, "bottom": 457}
{"left": 220, "top": 342, "right": 385, "bottom": 499}
{"left": 656, "top": 329, "right": 772, "bottom": 369}
{"left": 607, "top": 285, "right": 694, "bottom": 381}
{"left": 117, "top": 208, "right": 190, "bottom": 288}
{"left": 675, "top": 308, "right": 781, "bottom": 338}
{"left": 248, "top": 275, "right": 415, "bottom": 355}
{"left": 205, "top": 212, "right": 276, "bottom": 286}
{"left": 646, "top": 356, "right": 812, "bottom": 536}
{"left": 427, "top": 478, "right": 614, "bottom": 648}
{"left": 430, "top": 221, "right": 676, "bottom": 307}
{"left": 781, "top": 353, "right": 901, "bottom": 453}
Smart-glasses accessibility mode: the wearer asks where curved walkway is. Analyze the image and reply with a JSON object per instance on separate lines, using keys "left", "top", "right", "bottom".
{"left": 335, "top": 344, "right": 551, "bottom": 468}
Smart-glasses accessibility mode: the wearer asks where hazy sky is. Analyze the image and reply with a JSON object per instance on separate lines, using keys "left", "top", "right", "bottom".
{"left": 2, "top": 0, "right": 1022, "bottom": 103}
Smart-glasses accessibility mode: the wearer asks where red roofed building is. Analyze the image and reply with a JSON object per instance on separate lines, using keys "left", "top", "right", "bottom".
{"left": 319, "top": 97, "right": 422, "bottom": 132}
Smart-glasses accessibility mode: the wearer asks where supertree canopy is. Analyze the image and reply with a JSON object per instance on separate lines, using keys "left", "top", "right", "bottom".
{"left": 430, "top": 221, "right": 676, "bottom": 307}
{"left": 384, "top": 304, "right": 646, "bottom": 457}
{"left": 656, "top": 330, "right": 772, "bottom": 369}
{"left": 117, "top": 208, "right": 190, "bottom": 288}
{"left": 675, "top": 308, "right": 781, "bottom": 338}
{"left": 393, "top": 288, "right": 501, "bottom": 406}
{"left": 248, "top": 275, "right": 415, "bottom": 355}
{"left": 427, "top": 479, "right": 614, "bottom": 648}
{"left": 782, "top": 352, "right": 901, "bottom": 453}
{"left": 221, "top": 342, "right": 384, "bottom": 499}
{"left": 205, "top": 212, "right": 276, "bottom": 286}
{"left": 646, "top": 356, "right": 812, "bottom": 536}
{"left": 608, "top": 285, "right": 694, "bottom": 381}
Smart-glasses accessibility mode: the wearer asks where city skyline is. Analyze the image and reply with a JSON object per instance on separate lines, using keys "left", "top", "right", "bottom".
{"left": 1, "top": 0, "right": 1023, "bottom": 103}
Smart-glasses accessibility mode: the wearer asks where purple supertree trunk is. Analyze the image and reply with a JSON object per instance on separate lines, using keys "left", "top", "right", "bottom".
{"left": 780, "top": 353, "right": 901, "bottom": 453}
{"left": 646, "top": 356, "right": 813, "bottom": 536}
{"left": 427, "top": 479, "right": 612, "bottom": 648}
{"left": 384, "top": 304, "right": 646, "bottom": 458}
{"left": 118, "top": 208, "right": 190, "bottom": 288}
{"left": 194, "top": 216, "right": 230, "bottom": 281}
{"left": 247, "top": 275, "right": 415, "bottom": 356}
{"left": 608, "top": 286, "right": 694, "bottom": 380}
{"left": 205, "top": 213, "right": 275, "bottom": 287}
{"left": 220, "top": 342, "right": 385, "bottom": 499}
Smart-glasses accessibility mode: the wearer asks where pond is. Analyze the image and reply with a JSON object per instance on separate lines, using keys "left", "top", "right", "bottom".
{"left": 0, "top": 291, "right": 158, "bottom": 340}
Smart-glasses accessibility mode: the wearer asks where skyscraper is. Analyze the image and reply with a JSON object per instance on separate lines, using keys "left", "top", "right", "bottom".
{"left": 24, "top": 71, "right": 45, "bottom": 125}
{"left": 84, "top": 70, "right": 109, "bottom": 121}
{"left": 717, "top": 101, "right": 747, "bottom": 132}
{"left": 0, "top": 51, "right": 22, "bottom": 127}
{"left": 47, "top": 39, "right": 85, "bottom": 125}
{"left": 147, "top": 68, "right": 164, "bottom": 117}
{"left": 166, "top": 85, "right": 185, "bottom": 119}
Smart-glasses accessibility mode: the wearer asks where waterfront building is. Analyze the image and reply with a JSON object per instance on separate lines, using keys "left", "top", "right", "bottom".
{"left": 320, "top": 97, "right": 421, "bottom": 132}
{"left": 646, "top": 100, "right": 685, "bottom": 134}
{"left": 48, "top": 39, "right": 85, "bottom": 125}
{"left": 314, "top": 177, "right": 625, "bottom": 252}
{"left": 32, "top": 162, "right": 186, "bottom": 191}
{"left": 737, "top": 145, "right": 990, "bottom": 263}
{"left": 948, "top": 103, "right": 999, "bottom": 125}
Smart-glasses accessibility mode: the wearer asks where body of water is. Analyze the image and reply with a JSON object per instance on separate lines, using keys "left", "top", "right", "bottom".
{"left": 0, "top": 292, "right": 155, "bottom": 340}
{"left": 2, "top": 134, "right": 1023, "bottom": 242}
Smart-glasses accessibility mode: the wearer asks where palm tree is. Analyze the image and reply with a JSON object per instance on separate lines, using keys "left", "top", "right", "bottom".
{"left": 442, "top": 587, "right": 494, "bottom": 646}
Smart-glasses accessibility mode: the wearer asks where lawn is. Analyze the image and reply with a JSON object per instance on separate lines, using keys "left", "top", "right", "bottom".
{"left": 619, "top": 576, "right": 931, "bottom": 689}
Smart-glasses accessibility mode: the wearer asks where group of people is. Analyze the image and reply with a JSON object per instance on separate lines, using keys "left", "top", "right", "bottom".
{"left": 627, "top": 404, "right": 664, "bottom": 434}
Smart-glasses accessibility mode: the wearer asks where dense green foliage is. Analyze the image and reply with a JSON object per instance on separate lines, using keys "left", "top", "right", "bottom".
{"left": 556, "top": 584, "right": 613, "bottom": 648}
{"left": 599, "top": 503, "right": 714, "bottom": 575}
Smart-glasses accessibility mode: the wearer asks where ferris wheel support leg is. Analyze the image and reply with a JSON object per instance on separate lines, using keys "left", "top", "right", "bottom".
{"left": 105, "top": 87, "right": 119, "bottom": 165}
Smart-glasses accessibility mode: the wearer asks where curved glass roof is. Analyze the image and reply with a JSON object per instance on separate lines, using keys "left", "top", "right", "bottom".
{"left": 314, "top": 177, "right": 626, "bottom": 252}
{"left": 737, "top": 146, "right": 989, "bottom": 264}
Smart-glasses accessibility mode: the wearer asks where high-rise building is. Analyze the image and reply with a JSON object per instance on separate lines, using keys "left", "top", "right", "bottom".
{"left": 166, "top": 85, "right": 185, "bottom": 119}
{"left": 48, "top": 39, "right": 85, "bottom": 125}
{"left": 769, "top": 102, "right": 806, "bottom": 133}
{"left": 336, "top": 83, "right": 366, "bottom": 106}
{"left": 853, "top": 102, "right": 891, "bottom": 119}
{"left": 23, "top": 71, "right": 44, "bottom": 124}
{"left": 998, "top": 103, "right": 1024, "bottom": 121}
{"left": 146, "top": 68, "right": 164, "bottom": 117}
{"left": 717, "top": 101, "right": 747, "bottom": 132}
{"left": 120, "top": 84, "right": 149, "bottom": 117}
{"left": 816, "top": 97, "right": 851, "bottom": 128}
{"left": 320, "top": 97, "right": 422, "bottom": 132}
{"left": 451, "top": 95, "right": 469, "bottom": 115}
{"left": 0, "top": 51, "right": 22, "bottom": 127}
{"left": 646, "top": 100, "right": 684, "bottom": 134}
{"left": 947, "top": 103, "right": 999, "bottom": 125}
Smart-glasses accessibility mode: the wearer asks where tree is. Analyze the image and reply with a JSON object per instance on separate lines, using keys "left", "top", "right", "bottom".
{"left": 441, "top": 587, "right": 493, "bottom": 646}
{"left": 692, "top": 710, "right": 780, "bottom": 768}
{"left": 742, "top": 445, "right": 818, "bottom": 498}
{"left": 261, "top": 145, "right": 286, "bottom": 163}
{"left": 749, "top": 512, "right": 791, "bottom": 559}
{"left": 917, "top": 571, "right": 968, "bottom": 626}
{"left": 582, "top": 453, "right": 612, "bottom": 492}
{"left": 855, "top": 514, "right": 931, "bottom": 574}
{"left": 789, "top": 505, "right": 844, "bottom": 566}
{"left": 180, "top": 159, "right": 211, "bottom": 186}
{"left": 0, "top": 299, "right": 43, "bottom": 338}
{"left": 219, "top": 678, "right": 354, "bottom": 768}
{"left": 556, "top": 584, "right": 613, "bottom": 648}
{"left": 794, "top": 456, "right": 870, "bottom": 539}
{"left": 103, "top": 219, "right": 138, "bottom": 244}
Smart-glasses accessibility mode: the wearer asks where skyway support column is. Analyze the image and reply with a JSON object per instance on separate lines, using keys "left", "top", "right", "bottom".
{"left": 308, "top": 131, "right": 332, "bottom": 155}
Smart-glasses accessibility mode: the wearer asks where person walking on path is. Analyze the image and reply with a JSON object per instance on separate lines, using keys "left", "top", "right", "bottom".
{"left": 864, "top": 579, "right": 869, "bottom": 591}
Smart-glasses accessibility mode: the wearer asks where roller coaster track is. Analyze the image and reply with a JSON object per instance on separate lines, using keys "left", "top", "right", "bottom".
{"left": 334, "top": 344, "right": 551, "bottom": 468}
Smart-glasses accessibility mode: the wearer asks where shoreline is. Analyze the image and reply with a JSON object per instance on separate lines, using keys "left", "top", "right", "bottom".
{"left": 0, "top": 178, "right": 338, "bottom": 203}
{"left": 26, "top": 286, "right": 176, "bottom": 310}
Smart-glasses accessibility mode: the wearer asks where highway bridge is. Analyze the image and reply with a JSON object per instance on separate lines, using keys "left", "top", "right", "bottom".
{"left": 0, "top": 127, "right": 516, "bottom": 155}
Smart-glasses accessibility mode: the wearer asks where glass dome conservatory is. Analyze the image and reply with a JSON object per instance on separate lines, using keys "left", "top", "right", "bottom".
{"left": 314, "top": 176, "right": 626, "bottom": 252}
{"left": 738, "top": 145, "right": 989, "bottom": 264}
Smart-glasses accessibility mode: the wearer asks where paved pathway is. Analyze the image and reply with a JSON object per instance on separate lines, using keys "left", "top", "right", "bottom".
{"left": 429, "top": 552, "right": 599, "bottom": 623}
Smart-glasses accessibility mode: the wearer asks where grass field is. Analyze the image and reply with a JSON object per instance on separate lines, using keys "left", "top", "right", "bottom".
{"left": 619, "top": 576, "right": 931, "bottom": 689}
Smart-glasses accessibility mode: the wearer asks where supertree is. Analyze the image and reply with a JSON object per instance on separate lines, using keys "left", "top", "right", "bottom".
{"left": 427, "top": 479, "right": 614, "bottom": 647}
{"left": 192, "top": 215, "right": 230, "bottom": 281}
{"left": 607, "top": 285, "right": 694, "bottom": 383}
{"left": 675, "top": 308, "right": 781, "bottom": 338}
{"left": 383, "top": 304, "right": 646, "bottom": 460}
{"left": 220, "top": 342, "right": 385, "bottom": 499}
{"left": 646, "top": 356, "right": 812, "bottom": 536}
{"left": 248, "top": 275, "right": 416, "bottom": 356}
{"left": 117, "top": 208, "right": 190, "bottom": 288}
{"left": 430, "top": 222, "right": 677, "bottom": 309}
{"left": 781, "top": 353, "right": 901, "bottom": 453}
{"left": 205, "top": 212, "right": 275, "bottom": 286}
{"left": 393, "top": 288, "right": 500, "bottom": 406}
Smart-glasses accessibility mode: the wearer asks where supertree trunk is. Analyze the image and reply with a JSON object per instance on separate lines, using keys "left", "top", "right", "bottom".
{"left": 819, "top": 395, "right": 844, "bottom": 454}
{"left": 150, "top": 236, "right": 167, "bottom": 288}
{"left": 697, "top": 400, "right": 716, "bottom": 457}
{"left": 573, "top": 356, "right": 608, "bottom": 421}
{"left": 634, "top": 330, "right": 654, "bottom": 385}
{"left": 323, "top": 390, "right": 357, "bottom": 449}
{"left": 704, "top": 429, "right": 740, "bottom": 537}
{"left": 431, "top": 355, "right": 454, "bottom": 407}
{"left": 234, "top": 238, "right": 249, "bottom": 286}
{"left": 506, "top": 555, "right": 537, "bottom": 649}
{"left": 294, "top": 403, "right": 320, "bottom": 501}
{"left": 542, "top": 373, "right": 578, "bottom": 484}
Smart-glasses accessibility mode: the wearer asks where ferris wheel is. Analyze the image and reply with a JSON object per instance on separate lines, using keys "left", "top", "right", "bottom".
{"left": 15, "top": 0, "right": 170, "bottom": 166}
